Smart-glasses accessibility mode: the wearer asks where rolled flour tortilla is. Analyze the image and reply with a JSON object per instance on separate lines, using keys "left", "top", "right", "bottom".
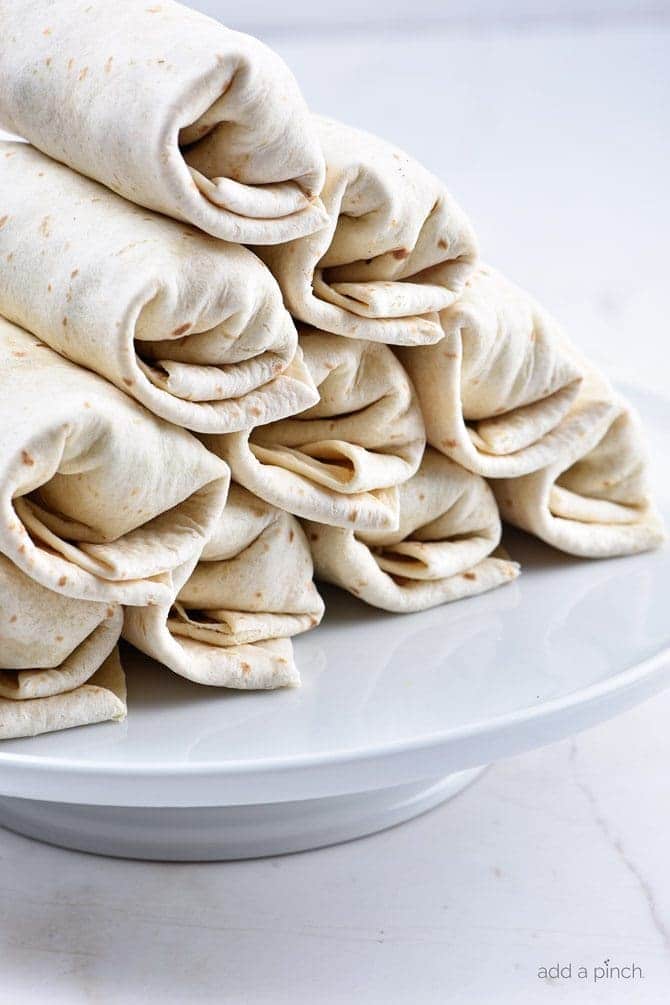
{"left": 0, "top": 142, "right": 318, "bottom": 434}
{"left": 0, "top": 0, "right": 326, "bottom": 244}
{"left": 204, "top": 331, "right": 427, "bottom": 531}
{"left": 123, "top": 484, "right": 324, "bottom": 689}
{"left": 399, "top": 266, "right": 584, "bottom": 477}
{"left": 0, "top": 317, "right": 230, "bottom": 606}
{"left": 258, "top": 116, "right": 478, "bottom": 345}
{"left": 305, "top": 448, "right": 519, "bottom": 612}
{"left": 0, "top": 555, "right": 126, "bottom": 738}
{"left": 0, "top": 650, "right": 126, "bottom": 740}
{"left": 493, "top": 369, "right": 665, "bottom": 558}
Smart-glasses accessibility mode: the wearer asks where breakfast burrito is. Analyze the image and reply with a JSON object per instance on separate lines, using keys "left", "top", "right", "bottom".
{"left": 305, "top": 448, "right": 519, "bottom": 612}
{"left": 0, "top": 142, "right": 319, "bottom": 434}
{"left": 204, "top": 331, "right": 427, "bottom": 531}
{"left": 0, "top": 318, "right": 230, "bottom": 607}
{"left": 493, "top": 369, "right": 665, "bottom": 558}
{"left": 258, "top": 116, "right": 478, "bottom": 345}
{"left": 0, "top": 554, "right": 126, "bottom": 739}
{"left": 399, "top": 266, "right": 584, "bottom": 477}
{"left": 0, "top": 0, "right": 326, "bottom": 244}
{"left": 123, "top": 484, "right": 324, "bottom": 688}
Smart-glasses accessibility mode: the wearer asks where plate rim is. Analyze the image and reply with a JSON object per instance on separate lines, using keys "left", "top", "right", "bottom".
{"left": 0, "top": 640, "right": 668, "bottom": 779}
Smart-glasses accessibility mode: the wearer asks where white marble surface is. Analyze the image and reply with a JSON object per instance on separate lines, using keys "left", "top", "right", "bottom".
{"left": 1, "top": 16, "right": 669, "bottom": 1004}
{"left": 2, "top": 691, "right": 670, "bottom": 1003}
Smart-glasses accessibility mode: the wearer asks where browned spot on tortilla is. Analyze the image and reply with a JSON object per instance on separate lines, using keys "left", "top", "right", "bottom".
{"left": 6, "top": 253, "right": 14, "bottom": 262}
{"left": 442, "top": 439, "right": 458, "bottom": 449}
{"left": 21, "top": 450, "right": 35, "bottom": 466}
{"left": 349, "top": 507, "right": 359, "bottom": 521}
{"left": 418, "top": 492, "right": 426, "bottom": 501}
{"left": 171, "top": 323, "right": 191, "bottom": 338}
{"left": 70, "top": 268, "right": 79, "bottom": 278}
{"left": 17, "top": 545, "right": 25, "bottom": 555}
{"left": 392, "top": 248, "right": 409, "bottom": 260}
{"left": 56, "top": 635, "right": 64, "bottom": 642}
{"left": 0, "top": 215, "right": 9, "bottom": 229}
{"left": 241, "top": 661, "right": 251, "bottom": 674}
{"left": 438, "top": 238, "right": 448, "bottom": 250}
{"left": 9, "top": 614, "right": 17, "bottom": 623}
{"left": 61, "top": 316, "right": 68, "bottom": 327}
{"left": 443, "top": 350, "right": 458, "bottom": 359}
{"left": 45, "top": 56, "right": 52, "bottom": 66}
{"left": 78, "top": 66, "right": 89, "bottom": 81}
{"left": 47, "top": 283, "right": 52, "bottom": 292}
{"left": 249, "top": 407, "right": 262, "bottom": 418}
{"left": 309, "top": 532, "right": 319, "bottom": 542}
{"left": 123, "top": 378, "right": 133, "bottom": 387}
{"left": 83, "top": 401, "right": 91, "bottom": 408}
{"left": 58, "top": 576, "right": 67, "bottom": 586}
{"left": 462, "top": 572, "right": 477, "bottom": 581}
{"left": 104, "top": 56, "right": 113, "bottom": 73}
{"left": 288, "top": 529, "right": 295, "bottom": 542}
{"left": 12, "top": 351, "right": 26, "bottom": 358}
{"left": 39, "top": 216, "right": 51, "bottom": 237}
{"left": 106, "top": 607, "right": 115, "bottom": 618}
{"left": 309, "top": 615, "right": 319, "bottom": 626}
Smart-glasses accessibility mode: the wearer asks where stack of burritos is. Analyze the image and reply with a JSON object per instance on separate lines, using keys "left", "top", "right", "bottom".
{"left": 0, "top": 0, "right": 663, "bottom": 739}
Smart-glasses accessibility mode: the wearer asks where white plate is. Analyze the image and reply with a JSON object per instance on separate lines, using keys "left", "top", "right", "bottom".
{"left": 0, "top": 385, "right": 668, "bottom": 860}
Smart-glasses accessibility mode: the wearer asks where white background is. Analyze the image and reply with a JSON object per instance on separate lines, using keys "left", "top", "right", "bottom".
{"left": 2, "top": 3, "right": 670, "bottom": 1002}
{"left": 189, "top": 0, "right": 669, "bottom": 32}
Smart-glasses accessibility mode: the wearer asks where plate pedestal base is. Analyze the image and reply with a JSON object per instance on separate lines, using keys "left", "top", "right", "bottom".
{"left": 0, "top": 766, "right": 487, "bottom": 861}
